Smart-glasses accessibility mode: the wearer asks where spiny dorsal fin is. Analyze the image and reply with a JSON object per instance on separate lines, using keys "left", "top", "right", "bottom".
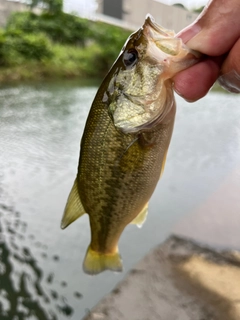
{"left": 61, "top": 178, "right": 86, "bottom": 229}
{"left": 130, "top": 203, "right": 148, "bottom": 228}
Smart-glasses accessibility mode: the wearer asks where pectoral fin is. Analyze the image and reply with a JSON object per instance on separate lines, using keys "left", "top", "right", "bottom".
{"left": 61, "top": 179, "right": 86, "bottom": 229}
{"left": 130, "top": 203, "right": 148, "bottom": 228}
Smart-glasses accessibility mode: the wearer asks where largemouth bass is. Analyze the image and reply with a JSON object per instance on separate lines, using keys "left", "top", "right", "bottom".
{"left": 61, "top": 15, "right": 200, "bottom": 275}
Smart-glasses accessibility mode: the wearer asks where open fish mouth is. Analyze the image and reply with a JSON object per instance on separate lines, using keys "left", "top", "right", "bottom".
{"left": 109, "top": 14, "right": 202, "bottom": 134}
{"left": 143, "top": 14, "right": 201, "bottom": 63}
{"left": 143, "top": 14, "right": 175, "bottom": 38}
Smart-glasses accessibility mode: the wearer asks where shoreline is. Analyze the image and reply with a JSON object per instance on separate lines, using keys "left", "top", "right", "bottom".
{"left": 83, "top": 235, "right": 240, "bottom": 320}
{"left": 0, "top": 71, "right": 226, "bottom": 95}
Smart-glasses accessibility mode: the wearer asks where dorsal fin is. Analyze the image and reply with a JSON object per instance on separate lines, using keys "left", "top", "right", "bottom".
{"left": 61, "top": 178, "right": 86, "bottom": 229}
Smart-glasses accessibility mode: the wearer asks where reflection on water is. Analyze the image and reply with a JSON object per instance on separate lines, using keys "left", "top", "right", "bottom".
{"left": 0, "top": 81, "right": 93, "bottom": 319}
{"left": 0, "top": 202, "right": 83, "bottom": 319}
{"left": 1, "top": 81, "right": 240, "bottom": 319}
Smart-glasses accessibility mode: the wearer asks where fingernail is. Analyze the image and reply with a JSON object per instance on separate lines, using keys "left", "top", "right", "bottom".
{"left": 177, "top": 23, "right": 201, "bottom": 44}
{"left": 218, "top": 70, "right": 240, "bottom": 93}
{"left": 173, "top": 85, "right": 196, "bottom": 103}
{"left": 173, "top": 83, "right": 184, "bottom": 98}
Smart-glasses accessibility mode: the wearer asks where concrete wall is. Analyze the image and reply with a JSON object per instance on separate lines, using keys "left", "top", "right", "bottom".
{"left": 96, "top": 0, "right": 198, "bottom": 32}
{"left": 0, "top": 0, "right": 28, "bottom": 27}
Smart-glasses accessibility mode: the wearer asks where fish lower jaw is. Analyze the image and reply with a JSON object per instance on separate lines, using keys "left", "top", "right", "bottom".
{"left": 114, "top": 115, "right": 152, "bottom": 134}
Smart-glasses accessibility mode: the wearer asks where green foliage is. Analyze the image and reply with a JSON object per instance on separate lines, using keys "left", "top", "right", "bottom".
{"left": 44, "top": 0, "right": 63, "bottom": 14}
{"left": 193, "top": 6, "right": 205, "bottom": 13}
{"left": 89, "top": 21, "right": 131, "bottom": 71}
{"left": 0, "top": 11, "right": 133, "bottom": 82}
{"left": 30, "top": 0, "right": 63, "bottom": 14}
{"left": 6, "top": 12, "right": 37, "bottom": 33}
{"left": 42, "top": 43, "right": 102, "bottom": 77}
{"left": 0, "top": 30, "right": 6, "bottom": 66}
{"left": 40, "top": 12, "right": 90, "bottom": 45}
{"left": 9, "top": 32, "right": 52, "bottom": 60}
{"left": 173, "top": 3, "right": 186, "bottom": 10}
{"left": 0, "top": 30, "right": 52, "bottom": 66}
{"left": 7, "top": 11, "right": 90, "bottom": 45}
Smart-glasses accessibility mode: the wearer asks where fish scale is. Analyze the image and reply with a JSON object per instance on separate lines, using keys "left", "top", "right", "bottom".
{"left": 61, "top": 14, "right": 200, "bottom": 275}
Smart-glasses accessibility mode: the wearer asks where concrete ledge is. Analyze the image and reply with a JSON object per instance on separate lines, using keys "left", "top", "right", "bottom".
{"left": 84, "top": 235, "right": 240, "bottom": 320}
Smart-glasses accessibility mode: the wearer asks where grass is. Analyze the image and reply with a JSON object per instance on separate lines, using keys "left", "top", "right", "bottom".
{"left": 0, "top": 11, "right": 131, "bottom": 84}
{"left": 0, "top": 43, "right": 112, "bottom": 83}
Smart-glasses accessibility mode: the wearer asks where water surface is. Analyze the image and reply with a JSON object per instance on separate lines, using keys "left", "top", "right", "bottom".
{"left": 1, "top": 81, "right": 240, "bottom": 319}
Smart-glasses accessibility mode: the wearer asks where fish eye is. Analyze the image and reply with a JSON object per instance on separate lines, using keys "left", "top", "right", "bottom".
{"left": 123, "top": 49, "right": 138, "bottom": 67}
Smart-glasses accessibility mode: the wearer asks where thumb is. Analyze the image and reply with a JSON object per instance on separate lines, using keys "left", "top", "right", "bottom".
{"left": 177, "top": 0, "right": 240, "bottom": 56}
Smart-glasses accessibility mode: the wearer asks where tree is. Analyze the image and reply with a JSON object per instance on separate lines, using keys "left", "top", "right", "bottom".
{"left": 29, "top": 0, "right": 63, "bottom": 14}
{"left": 173, "top": 3, "right": 186, "bottom": 10}
{"left": 46, "top": 0, "right": 63, "bottom": 14}
{"left": 193, "top": 6, "right": 205, "bottom": 13}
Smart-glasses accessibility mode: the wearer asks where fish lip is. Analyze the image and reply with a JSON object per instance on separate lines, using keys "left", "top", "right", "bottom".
{"left": 144, "top": 14, "right": 170, "bottom": 37}
{"left": 143, "top": 14, "right": 202, "bottom": 60}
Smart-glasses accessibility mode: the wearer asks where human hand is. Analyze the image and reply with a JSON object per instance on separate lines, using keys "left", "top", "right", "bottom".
{"left": 173, "top": 0, "right": 240, "bottom": 101}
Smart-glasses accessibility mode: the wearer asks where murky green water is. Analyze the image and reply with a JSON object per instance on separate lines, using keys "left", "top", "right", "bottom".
{"left": 0, "top": 81, "right": 240, "bottom": 319}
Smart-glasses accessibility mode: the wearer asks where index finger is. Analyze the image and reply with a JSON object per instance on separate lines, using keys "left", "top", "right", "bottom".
{"left": 173, "top": 58, "right": 220, "bottom": 101}
{"left": 178, "top": 0, "right": 240, "bottom": 56}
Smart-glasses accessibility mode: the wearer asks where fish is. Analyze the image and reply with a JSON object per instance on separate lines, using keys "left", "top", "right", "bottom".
{"left": 61, "top": 14, "right": 201, "bottom": 275}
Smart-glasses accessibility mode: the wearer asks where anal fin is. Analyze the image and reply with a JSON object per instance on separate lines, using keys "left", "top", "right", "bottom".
{"left": 130, "top": 203, "right": 148, "bottom": 228}
{"left": 83, "top": 246, "right": 123, "bottom": 275}
{"left": 61, "top": 178, "right": 86, "bottom": 229}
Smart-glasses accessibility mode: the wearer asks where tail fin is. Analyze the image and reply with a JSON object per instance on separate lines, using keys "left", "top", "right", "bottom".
{"left": 83, "top": 246, "right": 123, "bottom": 275}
